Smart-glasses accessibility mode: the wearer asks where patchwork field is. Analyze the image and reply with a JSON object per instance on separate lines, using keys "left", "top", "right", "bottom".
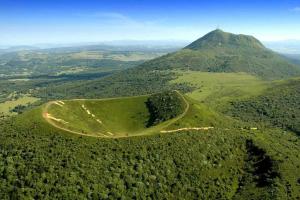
{"left": 70, "top": 51, "right": 164, "bottom": 61}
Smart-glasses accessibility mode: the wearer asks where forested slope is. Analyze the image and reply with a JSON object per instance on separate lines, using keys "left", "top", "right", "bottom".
{"left": 228, "top": 78, "right": 300, "bottom": 134}
{"left": 1, "top": 109, "right": 300, "bottom": 199}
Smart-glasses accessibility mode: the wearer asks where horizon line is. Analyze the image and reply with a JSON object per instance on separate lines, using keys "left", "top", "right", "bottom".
{"left": 1, "top": 38, "right": 300, "bottom": 48}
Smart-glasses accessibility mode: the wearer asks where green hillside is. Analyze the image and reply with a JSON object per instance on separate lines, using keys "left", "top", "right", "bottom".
{"left": 1, "top": 92, "right": 300, "bottom": 199}
{"left": 1, "top": 29, "right": 300, "bottom": 199}
{"left": 185, "top": 29, "right": 265, "bottom": 50}
{"left": 170, "top": 71, "right": 269, "bottom": 109}
{"left": 146, "top": 91, "right": 186, "bottom": 126}
{"left": 137, "top": 29, "right": 300, "bottom": 79}
{"left": 34, "top": 30, "right": 300, "bottom": 101}
{"left": 43, "top": 91, "right": 188, "bottom": 137}
{"left": 1, "top": 73, "right": 300, "bottom": 199}
{"left": 228, "top": 78, "right": 300, "bottom": 134}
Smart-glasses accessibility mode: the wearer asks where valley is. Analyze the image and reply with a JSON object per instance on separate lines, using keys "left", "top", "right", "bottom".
{"left": 0, "top": 46, "right": 174, "bottom": 117}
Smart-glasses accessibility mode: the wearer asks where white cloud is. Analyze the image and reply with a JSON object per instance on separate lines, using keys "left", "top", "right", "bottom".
{"left": 76, "top": 12, "right": 147, "bottom": 27}
{"left": 291, "top": 7, "right": 300, "bottom": 12}
{"left": 93, "top": 12, "right": 137, "bottom": 24}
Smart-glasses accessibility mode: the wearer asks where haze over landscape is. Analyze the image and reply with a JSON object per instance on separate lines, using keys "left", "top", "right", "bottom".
{"left": 1, "top": 0, "right": 300, "bottom": 44}
{"left": 1, "top": 0, "right": 300, "bottom": 199}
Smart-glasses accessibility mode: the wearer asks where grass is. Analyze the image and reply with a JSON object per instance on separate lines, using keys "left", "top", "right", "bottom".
{"left": 138, "top": 29, "right": 300, "bottom": 80}
{"left": 43, "top": 90, "right": 244, "bottom": 138}
{"left": 42, "top": 73, "right": 266, "bottom": 138}
{"left": 0, "top": 109, "right": 251, "bottom": 199}
{"left": 0, "top": 95, "right": 40, "bottom": 115}
{"left": 165, "top": 96, "right": 239, "bottom": 130}
{"left": 45, "top": 96, "right": 150, "bottom": 137}
{"left": 228, "top": 77, "right": 300, "bottom": 134}
{"left": 170, "top": 71, "right": 269, "bottom": 109}
{"left": 9, "top": 104, "right": 300, "bottom": 199}
{"left": 43, "top": 92, "right": 189, "bottom": 137}
{"left": 3, "top": 77, "right": 300, "bottom": 199}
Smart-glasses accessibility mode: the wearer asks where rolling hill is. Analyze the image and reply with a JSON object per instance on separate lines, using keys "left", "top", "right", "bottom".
{"left": 1, "top": 86, "right": 300, "bottom": 199}
{"left": 35, "top": 30, "right": 300, "bottom": 101}
{"left": 137, "top": 29, "right": 300, "bottom": 79}
{"left": 1, "top": 30, "right": 300, "bottom": 199}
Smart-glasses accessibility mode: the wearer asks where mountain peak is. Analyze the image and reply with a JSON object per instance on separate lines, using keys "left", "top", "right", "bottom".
{"left": 185, "top": 30, "right": 265, "bottom": 50}
{"left": 211, "top": 28, "right": 225, "bottom": 33}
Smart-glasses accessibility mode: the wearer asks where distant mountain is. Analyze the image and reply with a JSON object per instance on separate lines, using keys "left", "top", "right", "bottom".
{"left": 283, "top": 54, "right": 300, "bottom": 65}
{"left": 265, "top": 40, "right": 300, "bottom": 54}
{"left": 137, "top": 29, "right": 300, "bottom": 79}
{"left": 185, "top": 29, "right": 264, "bottom": 50}
{"left": 0, "top": 45, "right": 39, "bottom": 54}
{"left": 36, "top": 30, "right": 300, "bottom": 99}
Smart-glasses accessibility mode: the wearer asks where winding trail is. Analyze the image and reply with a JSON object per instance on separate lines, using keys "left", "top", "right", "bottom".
{"left": 175, "top": 90, "right": 190, "bottom": 119}
{"left": 156, "top": 90, "right": 190, "bottom": 130}
{"left": 157, "top": 91, "right": 216, "bottom": 134}
{"left": 42, "top": 91, "right": 218, "bottom": 138}
{"left": 43, "top": 101, "right": 109, "bottom": 138}
{"left": 160, "top": 127, "right": 214, "bottom": 133}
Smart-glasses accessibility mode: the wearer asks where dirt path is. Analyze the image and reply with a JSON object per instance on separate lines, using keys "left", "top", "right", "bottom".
{"left": 43, "top": 101, "right": 109, "bottom": 138}
{"left": 42, "top": 91, "right": 196, "bottom": 138}
{"left": 45, "top": 113, "right": 69, "bottom": 124}
{"left": 155, "top": 90, "right": 190, "bottom": 131}
{"left": 160, "top": 127, "right": 214, "bottom": 133}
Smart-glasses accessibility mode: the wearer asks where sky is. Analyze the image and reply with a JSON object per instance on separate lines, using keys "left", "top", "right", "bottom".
{"left": 1, "top": 0, "right": 300, "bottom": 45}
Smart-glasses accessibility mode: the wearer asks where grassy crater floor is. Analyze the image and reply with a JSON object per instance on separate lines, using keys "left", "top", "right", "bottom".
{"left": 42, "top": 92, "right": 189, "bottom": 137}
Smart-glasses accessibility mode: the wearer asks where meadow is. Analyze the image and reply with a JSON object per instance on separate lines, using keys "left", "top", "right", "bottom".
{"left": 43, "top": 91, "right": 187, "bottom": 137}
{"left": 171, "top": 71, "right": 269, "bottom": 109}
{"left": 0, "top": 95, "right": 40, "bottom": 115}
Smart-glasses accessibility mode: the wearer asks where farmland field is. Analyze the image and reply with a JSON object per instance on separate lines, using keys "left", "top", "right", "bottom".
{"left": 0, "top": 95, "right": 40, "bottom": 115}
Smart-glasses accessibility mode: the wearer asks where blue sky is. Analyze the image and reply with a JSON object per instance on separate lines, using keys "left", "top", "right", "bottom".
{"left": 1, "top": 0, "right": 300, "bottom": 45}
